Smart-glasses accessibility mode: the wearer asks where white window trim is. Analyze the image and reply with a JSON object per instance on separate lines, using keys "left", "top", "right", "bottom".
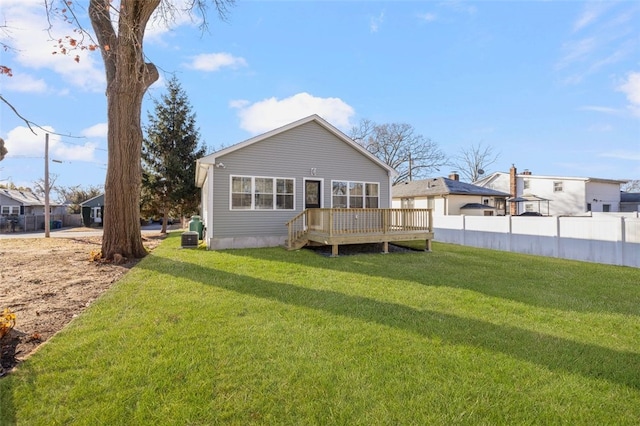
{"left": 1, "top": 206, "right": 19, "bottom": 215}
{"left": 229, "top": 175, "right": 296, "bottom": 211}
{"left": 330, "top": 180, "right": 380, "bottom": 208}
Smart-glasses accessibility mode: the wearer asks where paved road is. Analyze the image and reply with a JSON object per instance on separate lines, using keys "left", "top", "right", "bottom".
{"left": 0, "top": 223, "right": 183, "bottom": 239}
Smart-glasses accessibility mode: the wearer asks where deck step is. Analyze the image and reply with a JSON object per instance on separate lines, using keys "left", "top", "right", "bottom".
{"left": 286, "top": 238, "right": 308, "bottom": 250}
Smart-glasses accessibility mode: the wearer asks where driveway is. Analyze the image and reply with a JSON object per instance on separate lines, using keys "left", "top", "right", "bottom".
{"left": 0, "top": 223, "right": 183, "bottom": 239}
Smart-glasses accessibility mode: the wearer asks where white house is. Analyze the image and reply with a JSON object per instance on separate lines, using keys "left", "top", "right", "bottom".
{"left": 474, "top": 165, "right": 627, "bottom": 216}
{"left": 392, "top": 174, "right": 510, "bottom": 216}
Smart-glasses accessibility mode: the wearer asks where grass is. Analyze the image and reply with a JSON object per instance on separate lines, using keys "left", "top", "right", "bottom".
{"left": 1, "top": 234, "right": 639, "bottom": 425}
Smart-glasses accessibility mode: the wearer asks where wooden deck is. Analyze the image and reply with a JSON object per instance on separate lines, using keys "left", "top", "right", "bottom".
{"left": 286, "top": 208, "right": 434, "bottom": 256}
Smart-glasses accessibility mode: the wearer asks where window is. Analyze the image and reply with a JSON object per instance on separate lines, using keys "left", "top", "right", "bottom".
{"left": 332, "top": 180, "right": 379, "bottom": 208}
{"left": 523, "top": 179, "right": 530, "bottom": 190}
{"left": 349, "top": 182, "right": 363, "bottom": 208}
{"left": 1, "top": 206, "right": 18, "bottom": 215}
{"left": 426, "top": 197, "right": 435, "bottom": 210}
{"left": 401, "top": 198, "right": 414, "bottom": 209}
{"left": 525, "top": 203, "right": 534, "bottom": 212}
{"left": 553, "top": 181, "right": 563, "bottom": 192}
{"left": 603, "top": 204, "right": 611, "bottom": 212}
{"left": 587, "top": 203, "right": 592, "bottom": 211}
{"left": 276, "top": 179, "right": 294, "bottom": 209}
{"left": 231, "top": 176, "right": 294, "bottom": 210}
{"left": 366, "top": 183, "right": 379, "bottom": 208}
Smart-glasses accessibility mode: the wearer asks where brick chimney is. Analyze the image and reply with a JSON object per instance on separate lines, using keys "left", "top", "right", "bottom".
{"left": 448, "top": 172, "right": 459, "bottom": 181}
{"left": 509, "top": 164, "right": 517, "bottom": 215}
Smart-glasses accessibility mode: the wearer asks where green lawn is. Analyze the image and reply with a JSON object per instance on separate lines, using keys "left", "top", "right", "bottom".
{"left": 2, "top": 234, "right": 639, "bottom": 425}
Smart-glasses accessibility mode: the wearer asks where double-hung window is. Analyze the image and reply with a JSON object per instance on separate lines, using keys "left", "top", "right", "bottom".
{"left": 1, "top": 206, "right": 18, "bottom": 215}
{"left": 332, "top": 181, "right": 379, "bottom": 208}
{"left": 231, "top": 176, "right": 294, "bottom": 210}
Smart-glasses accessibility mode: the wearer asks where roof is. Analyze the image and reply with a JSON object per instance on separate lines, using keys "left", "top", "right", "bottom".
{"left": 621, "top": 192, "right": 640, "bottom": 203}
{"left": 460, "top": 203, "right": 498, "bottom": 210}
{"left": 195, "top": 114, "right": 397, "bottom": 187}
{"left": 392, "top": 177, "right": 510, "bottom": 198}
{"left": 508, "top": 194, "right": 551, "bottom": 202}
{"left": 80, "top": 193, "right": 105, "bottom": 207}
{"left": 474, "top": 171, "right": 627, "bottom": 186}
{"left": 0, "top": 189, "right": 46, "bottom": 206}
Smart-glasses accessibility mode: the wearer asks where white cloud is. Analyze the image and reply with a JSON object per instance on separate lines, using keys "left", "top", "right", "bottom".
{"left": 370, "top": 11, "right": 385, "bottom": 33}
{"left": 617, "top": 71, "right": 640, "bottom": 117}
{"left": 185, "top": 53, "right": 248, "bottom": 72}
{"left": 231, "top": 92, "right": 355, "bottom": 135}
{"left": 557, "top": 4, "right": 639, "bottom": 84}
{"left": 4, "top": 125, "right": 96, "bottom": 162}
{"left": 578, "top": 105, "right": 620, "bottom": 115}
{"left": 52, "top": 140, "right": 97, "bottom": 162}
{"left": 440, "top": 1, "right": 477, "bottom": 15}
{"left": 573, "top": 2, "right": 611, "bottom": 32}
{"left": 0, "top": 1, "right": 105, "bottom": 92}
{"left": 4, "top": 73, "right": 48, "bottom": 93}
{"left": 81, "top": 123, "right": 108, "bottom": 139}
{"left": 4, "top": 126, "right": 53, "bottom": 157}
{"left": 417, "top": 13, "right": 437, "bottom": 23}
{"left": 599, "top": 149, "right": 640, "bottom": 161}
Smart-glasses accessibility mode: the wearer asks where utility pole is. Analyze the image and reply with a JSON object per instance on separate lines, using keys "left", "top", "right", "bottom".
{"left": 44, "top": 133, "right": 50, "bottom": 238}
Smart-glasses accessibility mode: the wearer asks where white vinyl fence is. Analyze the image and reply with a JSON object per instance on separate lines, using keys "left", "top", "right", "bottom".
{"left": 434, "top": 213, "right": 640, "bottom": 268}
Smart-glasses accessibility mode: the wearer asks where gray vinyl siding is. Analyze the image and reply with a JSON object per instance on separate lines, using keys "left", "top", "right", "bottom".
{"left": 210, "top": 121, "right": 391, "bottom": 240}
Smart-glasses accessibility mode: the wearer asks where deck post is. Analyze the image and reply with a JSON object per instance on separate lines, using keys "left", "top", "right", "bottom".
{"left": 425, "top": 238, "right": 432, "bottom": 252}
{"left": 331, "top": 244, "right": 339, "bottom": 257}
{"left": 383, "top": 241, "right": 389, "bottom": 253}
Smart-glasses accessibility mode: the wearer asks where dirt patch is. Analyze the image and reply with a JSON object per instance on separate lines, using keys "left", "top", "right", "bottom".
{"left": 0, "top": 234, "right": 164, "bottom": 376}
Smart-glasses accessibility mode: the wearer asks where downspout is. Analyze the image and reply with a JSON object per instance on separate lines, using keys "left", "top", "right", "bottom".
{"left": 388, "top": 171, "right": 394, "bottom": 208}
{"left": 206, "top": 165, "right": 215, "bottom": 247}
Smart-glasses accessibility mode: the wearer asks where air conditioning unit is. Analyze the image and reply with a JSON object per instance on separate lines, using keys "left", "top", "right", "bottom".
{"left": 181, "top": 231, "right": 199, "bottom": 248}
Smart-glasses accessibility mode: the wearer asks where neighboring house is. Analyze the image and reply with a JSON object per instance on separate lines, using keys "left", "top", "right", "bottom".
{"left": 620, "top": 192, "right": 640, "bottom": 212}
{"left": 0, "top": 188, "right": 66, "bottom": 231}
{"left": 195, "top": 114, "right": 398, "bottom": 250}
{"left": 392, "top": 174, "right": 510, "bottom": 216}
{"left": 79, "top": 194, "right": 104, "bottom": 226}
{"left": 474, "top": 165, "right": 627, "bottom": 216}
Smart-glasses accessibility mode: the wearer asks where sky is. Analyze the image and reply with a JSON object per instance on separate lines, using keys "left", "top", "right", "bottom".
{"left": 1, "top": 0, "right": 639, "bottom": 198}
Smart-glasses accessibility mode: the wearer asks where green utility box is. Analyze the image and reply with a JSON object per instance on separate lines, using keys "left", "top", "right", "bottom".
{"left": 188, "top": 215, "right": 203, "bottom": 240}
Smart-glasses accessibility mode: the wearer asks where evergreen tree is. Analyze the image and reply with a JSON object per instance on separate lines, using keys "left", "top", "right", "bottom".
{"left": 142, "top": 76, "right": 206, "bottom": 233}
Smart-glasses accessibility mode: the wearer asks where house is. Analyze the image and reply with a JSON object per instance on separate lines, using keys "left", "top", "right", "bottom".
{"left": 0, "top": 188, "right": 66, "bottom": 231}
{"left": 473, "top": 165, "right": 627, "bottom": 216}
{"left": 195, "top": 114, "right": 426, "bottom": 251}
{"left": 392, "top": 173, "right": 510, "bottom": 216}
{"left": 79, "top": 194, "right": 104, "bottom": 226}
{"left": 620, "top": 192, "right": 640, "bottom": 213}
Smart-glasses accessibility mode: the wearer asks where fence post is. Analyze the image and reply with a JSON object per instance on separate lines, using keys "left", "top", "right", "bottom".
{"left": 619, "top": 216, "right": 626, "bottom": 266}
{"left": 555, "top": 216, "right": 561, "bottom": 259}
{"left": 461, "top": 215, "right": 466, "bottom": 246}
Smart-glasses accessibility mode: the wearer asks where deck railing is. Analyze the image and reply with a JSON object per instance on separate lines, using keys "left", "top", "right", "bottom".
{"left": 286, "top": 208, "right": 432, "bottom": 249}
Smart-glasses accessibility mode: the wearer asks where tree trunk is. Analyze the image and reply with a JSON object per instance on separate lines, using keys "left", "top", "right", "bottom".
{"left": 101, "top": 86, "right": 148, "bottom": 259}
{"left": 89, "top": 0, "right": 160, "bottom": 260}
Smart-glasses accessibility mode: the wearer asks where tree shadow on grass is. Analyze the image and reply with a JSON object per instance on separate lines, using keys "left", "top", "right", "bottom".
{"left": 139, "top": 256, "right": 640, "bottom": 391}
{"left": 231, "top": 245, "right": 640, "bottom": 317}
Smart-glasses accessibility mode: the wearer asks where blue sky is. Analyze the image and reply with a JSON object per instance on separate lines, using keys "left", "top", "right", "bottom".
{"left": 1, "top": 0, "right": 639, "bottom": 196}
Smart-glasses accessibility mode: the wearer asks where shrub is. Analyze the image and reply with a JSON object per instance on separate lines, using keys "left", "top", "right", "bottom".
{"left": 0, "top": 308, "right": 16, "bottom": 339}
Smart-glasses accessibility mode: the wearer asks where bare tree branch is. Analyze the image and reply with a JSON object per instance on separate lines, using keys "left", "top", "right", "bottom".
{"left": 350, "top": 119, "right": 447, "bottom": 184}
{"left": 451, "top": 142, "right": 500, "bottom": 182}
